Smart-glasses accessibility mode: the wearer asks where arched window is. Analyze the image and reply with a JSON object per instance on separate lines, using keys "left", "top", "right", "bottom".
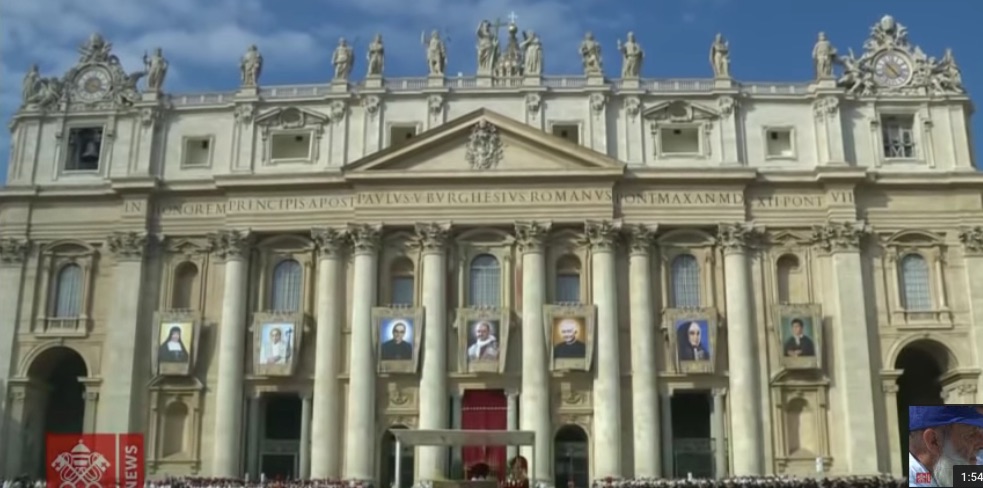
{"left": 554, "top": 425, "right": 589, "bottom": 488}
{"left": 670, "top": 254, "right": 700, "bottom": 308}
{"left": 468, "top": 254, "right": 501, "bottom": 307}
{"left": 775, "top": 254, "right": 800, "bottom": 304}
{"left": 390, "top": 257, "right": 415, "bottom": 307}
{"left": 899, "top": 254, "right": 932, "bottom": 311}
{"left": 52, "top": 263, "right": 83, "bottom": 317}
{"left": 271, "top": 259, "right": 303, "bottom": 312}
{"left": 555, "top": 255, "right": 582, "bottom": 303}
{"left": 171, "top": 262, "right": 199, "bottom": 310}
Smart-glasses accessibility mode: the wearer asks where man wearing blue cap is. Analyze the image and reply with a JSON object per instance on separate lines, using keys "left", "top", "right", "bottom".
{"left": 909, "top": 406, "right": 983, "bottom": 486}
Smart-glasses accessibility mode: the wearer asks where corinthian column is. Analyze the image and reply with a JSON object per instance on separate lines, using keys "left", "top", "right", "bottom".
{"left": 210, "top": 230, "right": 253, "bottom": 477}
{"left": 625, "top": 225, "right": 661, "bottom": 477}
{"left": 0, "top": 238, "right": 29, "bottom": 477}
{"left": 717, "top": 223, "right": 764, "bottom": 476}
{"left": 415, "top": 223, "right": 451, "bottom": 480}
{"left": 813, "top": 221, "right": 879, "bottom": 474}
{"left": 515, "top": 221, "right": 552, "bottom": 485}
{"left": 585, "top": 220, "right": 622, "bottom": 479}
{"left": 98, "top": 231, "right": 154, "bottom": 434}
{"left": 344, "top": 224, "right": 382, "bottom": 483}
{"left": 310, "top": 228, "right": 348, "bottom": 480}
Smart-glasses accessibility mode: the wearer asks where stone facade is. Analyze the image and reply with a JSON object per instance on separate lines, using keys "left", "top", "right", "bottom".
{"left": 0, "top": 14, "right": 980, "bottom": 486}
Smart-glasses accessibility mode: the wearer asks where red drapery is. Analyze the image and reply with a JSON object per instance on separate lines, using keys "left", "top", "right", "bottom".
{"left": 461, "top": 389, "right": 508, "bottom": 480}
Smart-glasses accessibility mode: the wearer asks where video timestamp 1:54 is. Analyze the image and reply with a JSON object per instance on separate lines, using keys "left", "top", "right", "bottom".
{"left": 954, "top": 465, "right": 983, "bottom": 487}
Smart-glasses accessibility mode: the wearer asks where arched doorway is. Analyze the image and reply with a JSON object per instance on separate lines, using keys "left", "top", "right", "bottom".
{"left": 26, "top": 346, "right": 88, "bottom": 477}
{"left": 553, "top": 425, "right": 588, "bottom": 488}
{"left": 381, "top": 425, "right": 414, "bottom": 488}
{"left": 895, "top": 339, "right": 949, "bottom": 476}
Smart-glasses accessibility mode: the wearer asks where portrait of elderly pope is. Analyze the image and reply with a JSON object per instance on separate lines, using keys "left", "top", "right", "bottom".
{"left": 380, "top": 319, "right": 414, "bottom": 360}
{"left": 909, "top": 406, "right": 983, "bottom": 487}
{"left": 553, "top": 318, "right": 587, "bottom": 359}
{"left": 261, "top": 326, "right": 291, "bottom": 365}
{"left": 678, "top": 321, "right": 710, "bottom": 361}
{"left": 467, "top": 321, "right": 499, "bottom": 361}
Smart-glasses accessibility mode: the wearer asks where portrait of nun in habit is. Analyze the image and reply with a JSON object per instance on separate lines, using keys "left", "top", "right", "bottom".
{"left": 158, "top": 325, "right": 190, "bottom": 363}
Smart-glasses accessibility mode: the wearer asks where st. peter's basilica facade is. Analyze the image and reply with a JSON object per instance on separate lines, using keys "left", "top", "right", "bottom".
{"left": 0, "top": 13, "right": 980, "bottom": 487}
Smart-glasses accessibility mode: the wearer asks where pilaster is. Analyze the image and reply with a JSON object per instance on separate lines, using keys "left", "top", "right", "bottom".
{"left": 299, "top": 392, "right": 313, "bottom": 479}
{"left": 0, "top": 237, "right": 29, "bottom": 472}
{"left": 958, "top": 227, "right": 983, "bottom": 397}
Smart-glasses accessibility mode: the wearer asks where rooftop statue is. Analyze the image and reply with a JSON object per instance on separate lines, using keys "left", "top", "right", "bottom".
{"left": 143, "top": 47, "right": 169, "bottom": 93}
{"left": 811, "top": 32, "right": 836, "bottom": 80}
{"left": 617, "top": 32, "right": 643, "bottom": 79}
{"left": 520, "top": 30, "right": 542, "bottom": 76}
{"left": 366, "top": 34, "right": 384, "bottom": 78}
{"left": 475, "top": 20, "right": 500, "bottom": 76}
{"left": 423, "top": 30, "right": 448, "bottom": 76}
{"left": 333, "top": 37, "right": 355, "bottom": 81}
{"left": 240, "top": 44, "right": 263, "bottom": 88}
{"left": 579, "top": 32, "right": 602, "bottom": 77}
{"left": 709, "top": 33, "right": 730, "bottom": 78}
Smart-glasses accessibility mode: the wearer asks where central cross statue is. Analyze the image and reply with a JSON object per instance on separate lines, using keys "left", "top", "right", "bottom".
{"left": 507, "top": 11, "right": 518, "bottom": 24}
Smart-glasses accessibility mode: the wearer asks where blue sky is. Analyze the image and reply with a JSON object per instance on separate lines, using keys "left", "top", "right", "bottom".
{"left": 1, "top": 0, "right": 980, "bottom": 183}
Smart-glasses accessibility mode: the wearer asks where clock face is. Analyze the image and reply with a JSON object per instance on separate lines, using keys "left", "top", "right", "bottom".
{"left": 74, "top": 67, "right": 112, "bottom": 102}
{"left": 873, "top": 51, "right": 913, "bottom": 88}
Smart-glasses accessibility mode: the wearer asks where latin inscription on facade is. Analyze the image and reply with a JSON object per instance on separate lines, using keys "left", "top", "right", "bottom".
{"left": 121, "top": 190, "right": 855, "bottom": 216}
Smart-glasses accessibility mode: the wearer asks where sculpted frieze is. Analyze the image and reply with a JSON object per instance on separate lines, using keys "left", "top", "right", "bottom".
{"left": 514, "top": 221, "right": 551, "bottom": 252}
{"left": 583, "top": 220, "right": 621, "bottom": 251}
{"left": 812, "top": 221, "right": 870, "bottom": 253}
{"left": 624, "top": 224, "right": 656, "bottom": 255}
{"left": 106, "top": 231, "right": 152, "bottom": 260}
{"left": 208, "top": 230, "right": 253, "bottom": 260}
{"left": 311, "top": 227, "right": 349, "bottom": 258}
{"left": 959, "top": 227, "right": 983, "bottom": 255}
{"left": 716, "top": 222, "right": 757, "bottom": 252}
{"left": 413, "top": 223, "right": 452, "bottom": 253}
{"left": 0, "top": 238, "right": 30, "bottom": 264}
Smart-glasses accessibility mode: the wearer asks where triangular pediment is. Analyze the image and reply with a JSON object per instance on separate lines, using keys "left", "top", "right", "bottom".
{"left": 254, "top": 106, "right": 329, "bottom": 129}
{"left": 345, "top": 108, "right": 623, "bottom": 175}
{"left": 642, "top": 100, "right": 719, "bottom": 123}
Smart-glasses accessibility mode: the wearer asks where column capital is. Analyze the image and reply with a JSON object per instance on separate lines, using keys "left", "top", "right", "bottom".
{"left": 312, "top": 227, "right": 349, "bottom": 259}
{"left": 514, "top": 221, "right": 551, "bottom": 253}
{"left": 716, "top": 222, "right": 757, "bottom": 254}
{"left": 106, "top": 231, "right": 154, "bottom": 261}
{"left": 208, "top": 229, "right": 253, "bottom": 260}
{"left": 583, "top": 220, "right": 621, "bottom": 252}
{"left": 624, "top": 224, "right": 657, "bottom": 255}
{"left": 413, "top": 222, "right": 452, "bottom": 254}
{"left": 811, "top": 220, "right": 870, "bottom": 253}
{"left": 0, "top": 237, "right": 30, "bottom": 265}
{"left": 959, "top": 226, "right": 983, "bottom": 256}
{"left": 348, "top": 224, "right": 382, "bottom": 255}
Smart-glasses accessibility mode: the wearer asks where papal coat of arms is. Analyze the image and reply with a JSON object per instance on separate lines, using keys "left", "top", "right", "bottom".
{"left": 465, "top": 120, "right": 504, "bottom": 170}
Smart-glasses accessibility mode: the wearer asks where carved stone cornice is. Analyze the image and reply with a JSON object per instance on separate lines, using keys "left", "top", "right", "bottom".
{"left": 413, "top": 223, "right": 451, "bottom": 254}
{"left": 958, "top": 226, "right": 983, "bottom": 255}
{"left": 348, "top": 224, "right": 382, "bottom": 255}
{"left": 311, "top": 227, "right": 349, "bottom": 259}
{"left": 106, "top": 231, "right": 152, "bottom": 261}
{"left": 812, "top": 96, "right": 839, "bottom": 119}
{"left": 583, "top": 220, "right": 621, "bottom": 252}
{"left": 716, "top": 222, "right": 756, "bottom": 253}
{"left": 207, "top": 230, "right": 253, "bottom": 260}
{"left": 0, "top": 238, "right": 30, "bottom": 265}
{"left": 812, "top": 221, "right": 870, "bottom": 253}
{"left": 514, "top": 221, "right": 551, "bottom": 253}
{"left": 624, "top": 224, "right": 656, "bottom": 255}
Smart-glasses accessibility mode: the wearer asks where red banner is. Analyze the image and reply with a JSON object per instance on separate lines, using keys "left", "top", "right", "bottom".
{"left": 46, "top": 433, "right": 145, "bottom": 488}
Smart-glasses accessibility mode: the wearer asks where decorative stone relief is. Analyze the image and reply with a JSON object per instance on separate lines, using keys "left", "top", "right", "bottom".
{"left": 812, "top": 96, "right": 839, "bottom": 119}
{"left": 716, "top": 96, "right": 737, "bottom": 116}
{"left": 514, "top": 221, "right": 551, "bottom": 252}
{"left": 583, "top": 220, "right": 621, "bottom": 251}
{"left": 106, "top": 231, "right": 151, "bottom": 260}
{"left": 558, "top": 382, "right": 589, "bottom": 407}
{"left": 207, "top": 230, "right": 253, "bottom": 260}
{"left": 413, "top": 223, "right": 452, "bottom": 252}
{"left": 139, "top": 107, "right": 160, "bottom": 127}
{"left": 387, "top": 382, "right": 412, "bottom": 407}
{"left": 589, "top": 93, "right": 607, "bottom": 116}
{"left": 234, "top": 104, "right": 255, "bottom": 124}
{"left": 556, "top": 413, "right": 591, "bottom": 429}
{"left": 959, "top": 227, "right": 983, "bottom": 254}
{"left": 812, "top": 221, "right": 870, "bottom": 253}
{"left": 0, "top": 238, "right": 30, "bottom": 264}
{"left": 623, "top": 96, "right": 641, "bottom": 118}
{"left": 256, "top": 107, "right": 328, "bottom": 132}
{"left": 388, "top": 415, "right": 418, "bottom": 428}
{"left": 525, "top": 93, "right": 542, "bottom": 117}
{"left": 624, "top": 224, "right": 656, "bottom": 255}
{"left": 464, "top": 120, "right": 504, "bottom": 171}
{"left": 716, "top": 222, "right": 757, "bottom": 252}
{"left": 361, "top": 95, "right": 381, "bottom": 118}
{"left": 427, "top": 94, "right": 444, "bottom": 118}
{"left": 329, "top": 100, "right": 347, "bottom": 123}
{"left": 349, "top": 224, "right": 382, "bottom": 254}
{"left": 312, "top": 227, "right": 349, "bottom": 258}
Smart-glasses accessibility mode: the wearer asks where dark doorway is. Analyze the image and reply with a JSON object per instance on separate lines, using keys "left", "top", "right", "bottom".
{"left": 28, "top": 347, "right": 88, "bottom": 477}
{"left": 381, "top": 425, "right": 415, "bottom": 488}
{"left": 261, "top": 394, "right": 302, "bottom": 479}
{"left": 895, "top": 341, "right": 947, "bottom": 477}
{"left": 670, "top": 391, "right": 713, "bottom": 478}
{"left": 554, "top": 425, "right": 589, "bottom": 488}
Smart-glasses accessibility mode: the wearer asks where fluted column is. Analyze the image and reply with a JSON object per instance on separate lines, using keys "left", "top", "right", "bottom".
{"left": 300, "top": 393, "right": 313, "bottom": 479}
{"left": 210, "top": 230, "right": 253, "bottom": 477}
{"left": 813, "top": 221, "right": 879, "bottom": 474}
{"left": 585, "top": 220, "right": 622, "bottom": 479}
{"left": 98, "top": 231, "right": 153, "bottom": 434}
{"left": 310, "top": 228, "right": 348, "bottom": 480}
{"left": 0, "top": 238, "right": 29, "bottom": 478}
{"left": 515, "top": 221, "right": 552, "bottom": 484}
{"left": 625, "top": 225, "right": 661, "bottom": 478}
{"left": 415, "top": 223, "right": 451, "bottom": 480}
{"left": 717, "top": 223, "right": 764, "bottom": 476}
{"left": 344, "top": 224, "right": 382, "bottom": 482}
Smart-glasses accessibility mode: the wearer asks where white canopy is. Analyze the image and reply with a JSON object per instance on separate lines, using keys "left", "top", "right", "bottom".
{"left": 390, "top": 429, "right": 535, "bottom": 447}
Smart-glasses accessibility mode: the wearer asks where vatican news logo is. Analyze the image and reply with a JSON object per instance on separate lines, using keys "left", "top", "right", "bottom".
{"left": 46, "top": 434, "right": 144, "bottom": 488}
{"left": 915, "top": 472, "right": 931, "bottom": 484}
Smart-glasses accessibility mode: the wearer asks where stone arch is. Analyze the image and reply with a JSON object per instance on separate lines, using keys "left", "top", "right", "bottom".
{"left": 554, "top": 424, "right": 589, "bottom": 488}
{"left": 160, "top": 400, "right": 190, "bottom": 458}
{"left": 886, "top": 334, "right": 958, "bottom": 373}
{"left": 20, "top": 342, "right": 93, "bottom": 378}
{"left": 41, "top": 239, "right": 98, "bottom": 254}
{"left": 380, "top": 424, "right": 413, "bottom": 488}
{"left": 892, "top": 337, "right": 956, "bottom": 474}
{"left": 256, "top": 234, "right": 315, "bottom": 251}
{"left": 457, "top": 227, "right": 513, "bottom": 244}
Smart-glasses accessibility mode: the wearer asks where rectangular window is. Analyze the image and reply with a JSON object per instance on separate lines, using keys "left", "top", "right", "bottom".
{"left": 555, "top": 274, "right": 581, "bottom": 303}
{"left": 388, "top": 125, "right": 418, "bottom": 147}
{"left": 881, "top": 115, "right": 916, "bottom": 159}
{"left": 765, "top": 128, "right": 794, "bottom": 158}
{"left": 551, "top": 124, "right": 580, "bottom": 144}
{"left": 182, "top": 137, "right": 213, "bottom": 167}
{"left": 391, "top": 276, "right": 414, "bottom": 306}
{"left": 660, "top": 127, "right": 701, "bottom": 155}
{"left": 270, "top": 132, "right": 313, "bottom": 161}
{"left": 65, "top": 127, "right": 104, "bottom": 171}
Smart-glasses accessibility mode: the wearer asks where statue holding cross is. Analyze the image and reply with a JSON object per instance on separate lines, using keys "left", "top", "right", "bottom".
{"left": 475, "top": 19, "right": 500, "bottom": 76}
